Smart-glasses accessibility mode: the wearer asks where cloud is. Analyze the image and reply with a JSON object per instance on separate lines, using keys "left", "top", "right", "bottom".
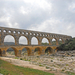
{"left": 0, "top": 0, "right": 75, "bottom": 44}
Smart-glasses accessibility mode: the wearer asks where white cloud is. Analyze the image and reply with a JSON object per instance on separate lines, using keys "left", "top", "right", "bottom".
{"left": 0, "top": 16, "right": 19, "bottom": 28}
{"left": 28, "top": 18, "right": 61, "bottom": 33}
{"left": 23, "top": 0, "right": 52, "bottom": 10}
{"left": 69, "top": 3, "right": 75, "bottom": 12}
{"left": 0, "top": 0, "right": 75, "bottom": 44}
{"left": 20, "top": 6, "right": 30, "bottom": 14}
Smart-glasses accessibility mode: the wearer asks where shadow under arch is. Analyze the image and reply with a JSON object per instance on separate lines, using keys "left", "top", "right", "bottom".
{"left": 3, "top": 35, "right": 15, "bottom": 45}
{"left": 45, "top": 47, "right": 54, "bottom": 54}
{"left": 21, "top": 47, "right": 31, "bottom": 56}
{"left": 19, "top": 36, "right": 28, "bottom": 45}
{"left": 34, "top": 47, "right": 42, "bottom": 55}
{"left": 31, "top": 36, "right": 39, "bottom": 45}
{"left": 6, "top": 47, "right": 18, "bottom": 56}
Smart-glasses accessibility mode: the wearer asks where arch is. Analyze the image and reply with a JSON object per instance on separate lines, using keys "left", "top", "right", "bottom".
{"left": 34, "top": 47, "right": 42, "bottom": 55}
{"left": 59, "top": 38, "right": 63, "bottom": 45}
{"left": 19, "top": 36, "right": 28, "bottom": 45}
{"left": 52, "top": 38, "right": 57, "bottom": 45}
{"left": 21, "top": 48, "right": 28, "bottom": 56}
{"left": 4, "top": 35, "right": 15, "bottom": 45}
{"left": 21, "top": 47, "right": 31, "bottom": 56}
{"left": 6, "top": 47, "right": 17, "bottom": 56}
{"left": 6, "top": 48, "right": 15, "bottom": 57}
{"left": 45, "top": 47, "right": 53, "bottom": 54}
{"left": 31, "top": 37, "right": 38, "bottom": 45}
{"left": 41, "top": 38, "right": 49, "bottom": 45}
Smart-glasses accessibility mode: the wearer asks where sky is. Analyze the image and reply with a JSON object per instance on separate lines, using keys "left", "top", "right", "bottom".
{"left": 0, "top": 0, "right": 75, "bottom": 44}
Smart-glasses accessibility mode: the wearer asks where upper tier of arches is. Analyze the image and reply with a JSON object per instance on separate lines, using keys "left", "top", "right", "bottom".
{"left": 0, "top": 27, "right": 72, "bottom": 46}
{"left": 3, "top": 34, "right": 68, "bottom": 46}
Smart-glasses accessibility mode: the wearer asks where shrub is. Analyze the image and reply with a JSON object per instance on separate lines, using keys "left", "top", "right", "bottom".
{"left": 46, "top": 66, "right": 50, "bottom": 69}
{"left": 20, "top": 58, "right": 23, "bottom": 60}
{"left": 51, "top": 60, "right": 53, "bottom": 62}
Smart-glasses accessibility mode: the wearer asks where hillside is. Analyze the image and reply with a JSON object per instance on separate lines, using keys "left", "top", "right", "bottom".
{"left": 57, "top": 38, "right": 75, "bottom": 51}
{"left": 0, "top": 59, "right": 54, "bottom": 75}
{"left": 4, "top": 42, "right": 24, "bottom": 45}
{"left": 4, "top": 42, "right": 15, "bottom": 45}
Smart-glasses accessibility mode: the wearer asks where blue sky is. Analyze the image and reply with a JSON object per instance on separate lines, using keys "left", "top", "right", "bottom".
{"left": 0, "top": 0, "right": 75, "bottom": 44}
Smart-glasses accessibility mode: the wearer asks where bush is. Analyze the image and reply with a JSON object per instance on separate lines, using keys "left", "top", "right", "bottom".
{"left": 46, "top": 66, "right": 50, "bottom": 69}
{"left": 51, "top": 60, "right": 53, "bottom": 62}
{"left": 57, "top": 38, "right": 75, "bottom": 51}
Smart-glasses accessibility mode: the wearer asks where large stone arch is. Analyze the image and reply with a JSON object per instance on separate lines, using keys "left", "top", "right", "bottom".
{"left": 41, "top": 37, "right": 51, "bottom": 45}
{"left": 59, "top": 38, "right": 64, "bottom": 44}
{"left": 34, "top": 47, "right": 42, "bottom": 55}
{"left": 45, "top": 47, "right": 53, "bottom": 54}
{"left": 21, "top": 47, "right": 32, "bottom": 56}
{"left": 3, "top": 34, "right": 16, "bottom": 45}
{"left": 31, "top": 36, "right": 39, "bottom": 45}
{"left": 6, "top": 47, "right": 18, "bottom": 56}
{"left": 52, "top": 38, "right": 59, "bottom": 45}
{"left": 19, "top": 36, "right": 28, "bottom": 45}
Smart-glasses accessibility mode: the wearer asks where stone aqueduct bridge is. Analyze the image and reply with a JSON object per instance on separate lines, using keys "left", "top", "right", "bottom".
{"left": 0, "top": 27, "right": 72, "bottom": 57}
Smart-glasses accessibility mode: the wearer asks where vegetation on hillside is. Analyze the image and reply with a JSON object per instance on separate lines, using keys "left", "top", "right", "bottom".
{"left": 57, "top": 38, "right": 75, "bottom": 51}
{"left": 42, "top": 41, "right": 62, "bottom": 46}
{"left": 42, "top": 42, "right": 49, "bottom": 45}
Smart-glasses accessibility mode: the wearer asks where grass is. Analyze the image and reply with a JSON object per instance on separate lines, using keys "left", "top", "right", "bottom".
{"left": 0, "top": 59, "right": 54, "bottom": 75}
{"left": 46, "top": 66, "right": 50, "bottom": 69}
{"left": 15, "top": 57, "right": 19, "bottom": 59}
{"left": 66, "top": 71, "right": 75, "bottom": 75}
{"left": 39, "top": 64, "right": 43, "bottom": 66}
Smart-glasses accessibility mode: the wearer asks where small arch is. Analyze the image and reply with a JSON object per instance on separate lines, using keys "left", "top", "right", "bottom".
{"left": 21, "top": 47, "right": 31, "bottom": 56}
{"left": 34, "top": 47, "right": 41, "bottom": 55}
{"left": 3, "top": 30, "right": 6, "bottom": 33}
{"left": 45, "top": 47, "right": 53, "bottom": 54}
{"left": 4, "top": 35, "right": 15, "bottom": 45}
{"left": 13, "top": 31, "right": 16, "bottom": 34}
{"left": 30, "top": 33, "right": 32, "bottom": 35}
{"left": 18, "top": 31, "right": 20, "bottom": 34}
{"left": 37, "top": 33, "right": 39, "bottom": 36}
{"left": 9, "top": 30, "right": 11, "bottom": 33}
{"left": 19, "top": 36, "right": 28, "bottom": 45}
{"left": 31, "top": 37, "right": 38, "bottom": 45}
{"left": 22, "top": 32, "right": 24, "bottom": 34}
{"left": 40, "top": 34, "right": 42, "bottom": 36}
{"left": 41, "top": 38, "right": 49, "bottom": 45}
{"left": 43, "top": 34, "right": 45, "bottom": 36}
{"left": 48, "top": 34, "right": 49, "bottom": 37}
{"left": 26, "top": 32, "right": 28, "bottom": 35}
{"left": 33, "top": 33, "right": 35, "bottom": 35}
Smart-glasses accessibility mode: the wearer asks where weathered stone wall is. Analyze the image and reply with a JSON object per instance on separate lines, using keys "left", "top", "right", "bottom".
{"left": 0, "top": 26, "right": 72, "bottom": 46}
{"left": 0, "top": 26, "right": 72, "bottom": 57}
